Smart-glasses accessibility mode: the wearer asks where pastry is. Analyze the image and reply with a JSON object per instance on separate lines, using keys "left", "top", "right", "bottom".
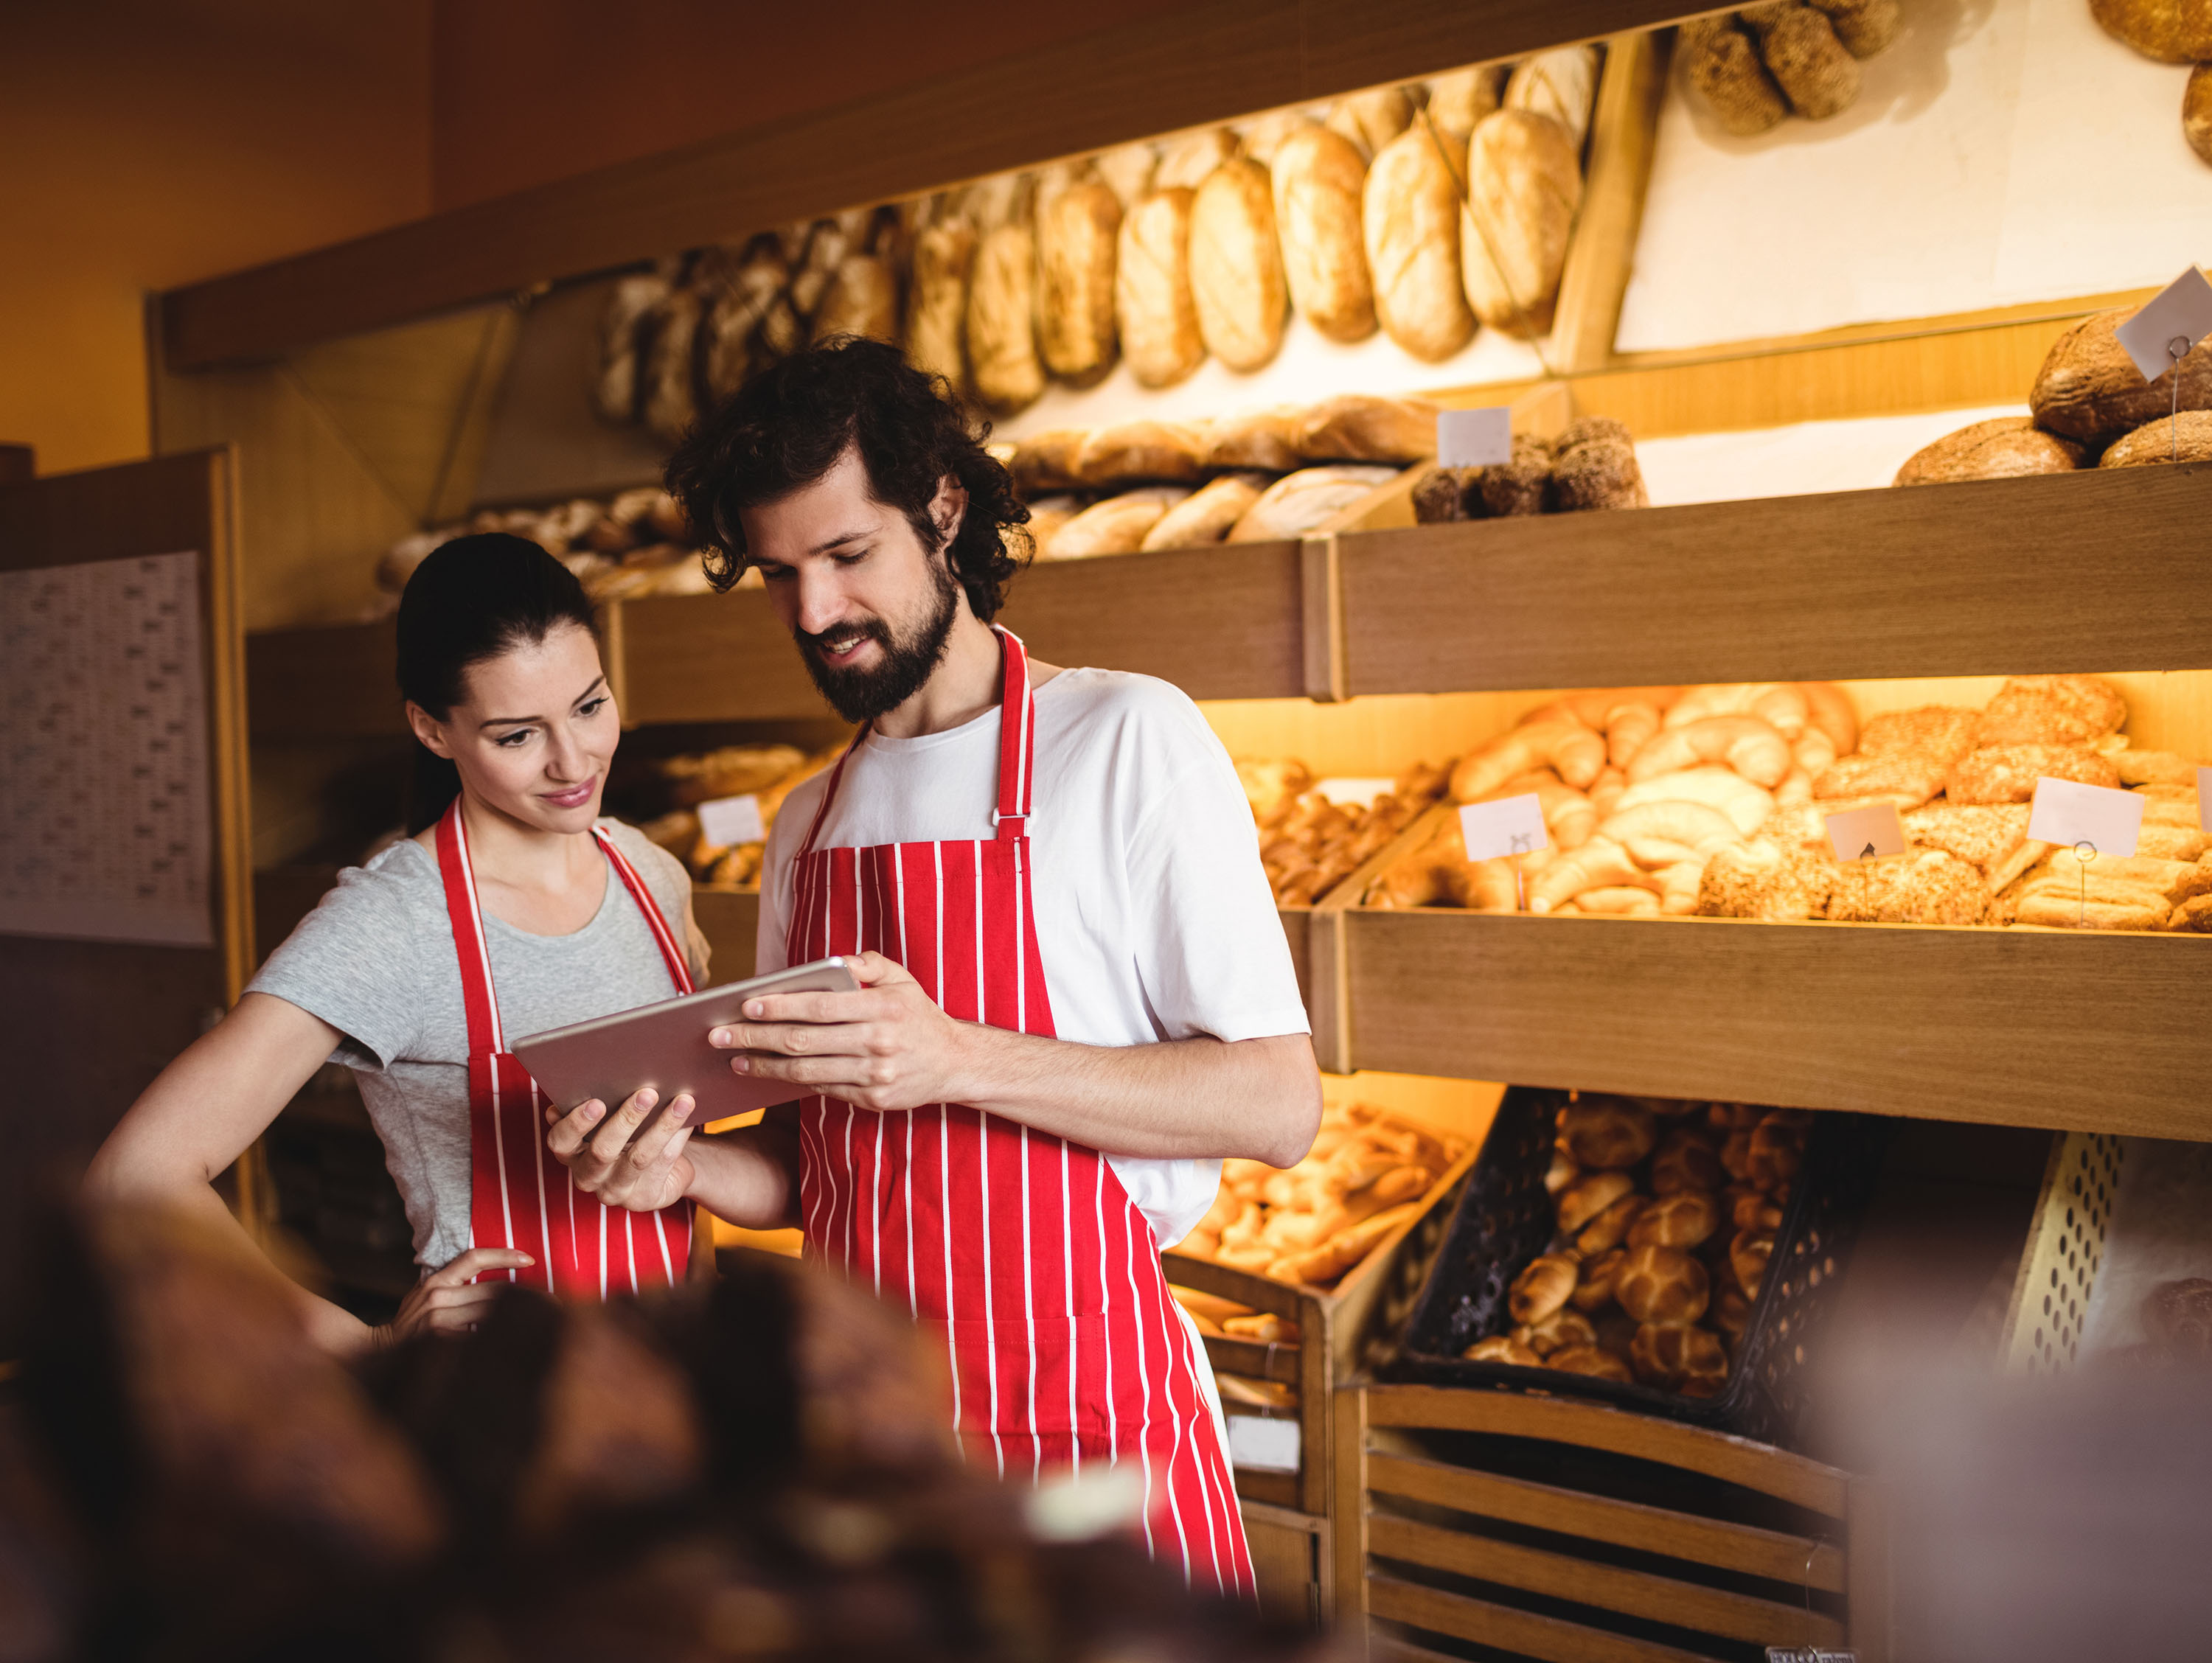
{"left": 1630, "top": 1322, "right": 1730, "bottom": 1395}
{"left": 1697, "top": 839, "right": 1838, "bottom": 921}
{"left": 1680, "top": 16, "right": 1789, "bottom": 136}
{"left": 2100, "top": 409, "right": 2212, "bottom": 467}
{"left": 1508, "top": 1252, "right": 1582, "bottom": 1325}
{"left": 1974, "top": 675, "right": 2127, "bottom": 747}
{"left": 1041, "top": 488, "right": 1192, "bottom": 559}
{"left": 1203, "top": 406, "right": 1305, "bottom": 471}
{"left": 1140, "top": 473, "right": 1270, "bottom": 551}
{"left": 1571, "top": 1247, "right": 1629, "bottom": 1312}
{"left": 1902, "top": 803, "right": 2042, "bottom": 888}
{"left": 2115, "top": 750, "right": 2205, "bottom": 787}
{"left": 1740, "top": 1, "right": 1862, "bottom": 118}
{"left": 1947, "top": 745, "right": 2122, "bottom": 804}
{"left": 1516, "top": 1305, "right": 1598, "bottom": 1357}
{"left": 1548, "top": 1344, "right": 1634, "bottom": 1381}
{"left": 1557, "top": 1169, "right": 1637, "bottom": 1233}
{"left": 1450, "top": 719, "right": 1609, "bottom": 799}
{"left": 1548, "top": 417, "right": 1648, "bottom": 510}
{"left": 1293, "top": 394, "right": 1440, "bottom": 462}
{"left": 1860, "top": 705, "right": 1982, "bottom": 764}
{"left": 1825, "top": 848, "right": 1988, "bottom": 924}
{"left": 967, "top": 216, "right": 1046, "bottom": 414}
{"left": 1364, "top": 127, "right": 1477, "bottom": 362}
{"left": 1613, "top": 767, "right": 1775, "bottom": 835}
{"left": 1073, "top": 420, "right": 1208, "bottom": 486}
{"left": 1624, "top": 714, "right": 1793, "bottom": 788}
{"left": 1503, "top": 46, "right": 1601, "bottom": 148}
{"left": 1326, "top": 86, "right": 1417, "bottom": 162}
{"left": 2174, "top": 894, "right": 2212, "bottom": 932}
{"left": 1576, "top": 1193, "right": 1651, "bottom": 1256}
{"left": 2030, "top": 307, "right": 2212, "bottom": 447}
{"left": 1814, "top": 752, "right": 1948, "bottom": 806}
{"left": 1627, "top": 1190, "right": 1722, "bottom": 1251}
{"left": 2090, "top": 0, "right": 2212, "bottom": 60}
{"left": 1893, "top": 417, "right": 2088, "bottom": 485}
{"left": 1115, "top": 186, "right": 1205, "bottom": 389}
{"left": 1270, "top": 125, "right": 1380, "bottom": 345}
{"left": 1728, "top": 1230, "right": 1775, "bottom": 1297}
{"left": 1189, "top": 156, "right": 1290, "bottom": 372}
{"left": 1460, "top": 109, "right": 1584, "bottom": 337}
{"left": 1558, "top": 1100, "right": 1658, "bottom": 1170}
{"left": 1225, "top": 465, "right": 1398, "bottom": 541}
{"left": 1615, "top": 1244, "right": 1711, "bottom": 1326}
{"left": 1463, "top": 1334, "right": 1543, "bottom": 1365}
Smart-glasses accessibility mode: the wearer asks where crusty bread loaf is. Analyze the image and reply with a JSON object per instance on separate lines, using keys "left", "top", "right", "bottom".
{"left": 1615, "top": 1244, "right": 1710, "bottom": 1325}
{"left": 1461, "top": 109, "right": 1585, "bottom": 337}
{"left": 2188, "top": 63, "right": 2212, "bottom": 164}
{"left": 1042, "top": 487, "right": 1192, "bottom": 559}
{"left": 2099, "top": 408, "right": 2212, "bottom": 467}
{"left": 1011, "top": 430, "right": 1088, "bottom": 496}
{"left": 1226, "top": 465, "right": 1400, "bottom": 541}
{"left": 594, "top": 268, "right": 673, "bottom": 423}
{"left": 1325, "top": 86, "right": 1417, "bottom": 162}
{"left": 905, "top": 215, "right": 975, "bottom": 389}
{"left": 1203, "top": 406, "right": 1306, "bottom": 471}
{"left": 1742, "top": 2, "right": 1861, "bottom": 118}
{"left": 1271, "top": 125, "right": 1377, "bottom": 343}
{"left": 967, "top": 217, "right": 1046, "bottom": 414}
{"left": 1364, "top": 127, "right": 1477, "bottom": 361}
{"left": 1154, "top": 128, "right": 1237, "bottom": 192}
{"left": 1115, "top": 188, "right": 1205, "bottom": 388}
{"left": 1681, "top": 16, "right": 1789, "bottom": 136}
{"left": 2089, "top": 0, "right": 2212, "bottom": 60}
{"left": 1427, "top": 65, "right": 1506, "bottom": 144}
{"left": 1037, "top": 179, "right": 1122, "bottom": 387}
{"left": 1094, "top": 140, "right": 1158, "bottom": 209}
{"left": 1189, "top": 156, "right": 1290, "bottom": 372}
{"left": 1021, "top": 495, "right": 1082, "bottom": 556}
{"left": 641, "top": 284, "right": 704, "bottom": 445}
{"left": 1073, "top": 420, "right": 1208, "bottom": 486}
{"left": 811, "top": 253, "right": 899, "bottom": 344}
{"left": 1549, "top": 416, "right": 1647, "bottom": 510}
{"left": 1504, "top": 45, "right": 1600, "bottom": 149}
{"left": 1893, "top": 416, "right": 2087, "bottom": 485}
{"left": 1294, "top": 394, "right": 1440, "bottom": 463}
{"left": 2030, "top": 306, "right": 2212, "bottom": 447}
{"left": 1140, "top": 473, "right": 1270, "bottom": 551}
{"left": 1810, "top": 0, "right": 1902, "bottom": 56}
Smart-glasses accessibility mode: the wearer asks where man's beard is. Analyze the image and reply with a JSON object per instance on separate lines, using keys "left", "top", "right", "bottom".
{"left": 796, "top": 562, "right": 961, "bottom": 725}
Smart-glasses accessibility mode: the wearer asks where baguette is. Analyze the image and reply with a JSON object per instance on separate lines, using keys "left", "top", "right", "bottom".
{"left": 1116, "top": 187, "right": 1205, "bottom": 388}
{"left": 966, "top": 213, "right": 1046, "bottom": 414}
{"left": 1203, "top": 406, "right": 1305, "bottom": 471}
{"left": 1294, "top": 394, "right": 1440, "bottom": 463}
{"left": 1226, "top": 465, "right": 1399, "bottom": 541}
{"left": 1364, "top": 127, "right": 1476, "bottom": 361}
{"left": 1140, "top": 473, "right": 1270, "bottom": 551}
{"left": 1043, "top": 487, "right": 1192, "bottom": 559}
{"left": 1461, "top": 109, "right": 1583, "bottom": 337}
{"left": 1074, "top": 420, "right": 1208, "bottom": 486}
{"left": 1270, "top": 124, "right": 1377, "bottom": 343}
{"left": 1190, "top": 156, "right": 1290, "bottom": 372}
{"left": 1037, "top": 178, "right": 1122, "bottom": 387}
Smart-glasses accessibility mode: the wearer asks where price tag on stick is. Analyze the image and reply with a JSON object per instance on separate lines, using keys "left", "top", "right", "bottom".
{"left": 2199, "top": 766, "right": 2211, "bottom": 837}
{"left": 698, "top": 792, "right": 767, "bottom": 848}
{"left": 1459, "top": 794, "right": 1549, "bottom": 862}
{"left": 2026, "top": 778, "right": 2143, "bottom": 859}
{"left": 2113, "top": 266, "right": 2212, "bottom": 383}
{"left": 1436, "top": 407, "right": 1514, "bottom": 468}
{"left": 1823, "top": 803, "right": 1906, "bottom": 862}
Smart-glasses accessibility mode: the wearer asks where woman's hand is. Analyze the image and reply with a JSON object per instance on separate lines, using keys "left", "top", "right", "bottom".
{"left": 379, "top": 1247, "right": 537, "bottom": 1344}
{"left": 706, "top": 951, "right": 976, "bottom": 1112}
{"left": 543, "top": 1087, "right": 698, "bottom": 1212}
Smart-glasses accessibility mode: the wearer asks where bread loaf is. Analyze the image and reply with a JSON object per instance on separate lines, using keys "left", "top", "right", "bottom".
{"left": 812, "top": 252, "right": 899, "bottom": 345}
{"left": 1364, "top": 128, "right": 1477, "bottom": 361}
{"left": 1810, "top": 0, "right": 1902, "bottom": 56}
{"left": 1615, "top": 1244, "right": 1710, "bottom": 1325}
{"left": 1427, "top": 65, "right": 1506, "bottom": 144}
{"left": 967, "top": 217, "right": 1046, "bottom": 414}
{"left": 1549, "top": 416, "right": 1647, "bottom": 510}
{"left": 1011, "top": 430, "right": 1088, "bottom": 495}
{"left": 2188, "top": 63, "right": 2212, "bottom": 165}
{"left": 702, "top": 238, "right": 791, "bottom": 402}
{"left": 1042, "top": 487, "right": 1192, "bottom": 559}
{"left": 1325, "top": 86, "right": 1417, "bottom": 161}
{"left": 1115, "top": 188, "right": 1204, "bottom": 388}
{"left": 905, "top": 212, "right": 977, "bottom": 390}
{"left": 2099, "top": 409, "right": 2212, "bottom": 467}
{"left": 594, "top": 268, "right": 673, "bottom": 423}
{"left": 1203, "top": 406, "right": 1305, "bottom": 471}
{"left": 1094, "top": 141, "right": 1158, "bottom": 209}
{"left": 1461, "top": 109, "right": 1584, "bottom": 336}
{"left": 1022, "top": 495, "right": 1082, "bottom": 555}
{"left": 1140, "top": 473, "right": 1270, "bottom": 551}
{"left": 1155, "top": 128, "right": 1237, "bottom": 192}
{"left": 1742, "top": 2, "right": 1863, "bottom": 118}
{"left": 1190, "top": 156, "right": 1290, "bottom": 372}
{"left": 1681, "top": 17, "right": 1789, "bottom": 136}
{"left": 1295, "top": 394, "right": 1439, "bottom": 463}
{"left": 2089, "top": 0, "right": 2212, "bottom": 60}
{"left": 1271, "top": 125, "right": 1378, "bottom": 343}
{"left": 1037, "top": 179, "right": 1122, "bottom": 387}
{"left": 1225, "top": 465, "right": 1399, "bottom": 541}
{"left": 1894, "top": 416, "right": 2087, "bottom": 485}
{"left": 2030, "top": 306, "right": 2212, "bottom": 446}
{"left": 1074, "top": 420, "right": 1208, "bottom": 486}
{"left": 1504, "top": 46, "right": 1600, "bottom": 149}
{"left": 641, "top": 285, "right": 705, "bottom": 445}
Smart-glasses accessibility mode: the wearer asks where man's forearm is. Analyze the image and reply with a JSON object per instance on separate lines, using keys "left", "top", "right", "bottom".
{"left": 684, "top": 1118, "right": 804, "bottom": 1228}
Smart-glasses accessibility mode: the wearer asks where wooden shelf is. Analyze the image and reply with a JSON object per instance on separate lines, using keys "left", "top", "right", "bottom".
{"left": 1338, "top": 909, "right": 2212, "bottom": 1139}
{"left": 1340, "top": 463, "right": 2212, "bottom": 694}
{"left": 248, "top": 617, "right": 401, "bottom": 738}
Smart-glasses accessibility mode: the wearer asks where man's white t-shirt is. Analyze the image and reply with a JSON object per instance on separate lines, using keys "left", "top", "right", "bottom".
{"left": 756, "top": 665, "right": 1311, "bottom": 1247}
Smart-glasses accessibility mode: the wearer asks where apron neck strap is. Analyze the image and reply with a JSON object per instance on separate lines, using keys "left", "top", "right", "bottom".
{"left": 435, "top": 800, "right": 505, "bottom": 1056}
{"left": 594, "top": 825, "right": 696, "bottom": 995}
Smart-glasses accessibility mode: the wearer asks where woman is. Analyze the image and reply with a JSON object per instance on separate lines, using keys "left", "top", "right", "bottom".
{"left": 88, "top": 534, "right": 710, "bottom": 1354}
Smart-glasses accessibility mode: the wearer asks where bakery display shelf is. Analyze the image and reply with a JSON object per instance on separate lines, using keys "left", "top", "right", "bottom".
{"left": 692, "top": 885, "right": 762, "bottom": 983}
{"left": 1335, "top": 908, "right": 2211, "bottom": 1140}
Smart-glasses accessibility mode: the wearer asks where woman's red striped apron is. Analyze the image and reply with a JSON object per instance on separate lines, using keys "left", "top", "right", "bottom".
{"left": 785, "top": 627, "right": 1253, "bottom": 1598}
{"left": 436, "top": 801, "right": 696, "bottom": 1298}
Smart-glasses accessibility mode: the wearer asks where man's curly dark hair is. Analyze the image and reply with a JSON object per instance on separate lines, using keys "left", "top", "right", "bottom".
{"left": 663, "top": 336, "right": 1031, "bottom": 621}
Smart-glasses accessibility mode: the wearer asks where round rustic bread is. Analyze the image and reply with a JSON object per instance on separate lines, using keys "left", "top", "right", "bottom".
{"left": 2098, "top": 408, "right": 2212, "bottom": 468}
{"left": 1630, "top": 1321, "right": 1729, "bottom": 1395}
{"left": 1615, "top": 1244, "right": 1711, "bottom": 1325}
{"left": 1744, "top": 2, "right": 1863, "bottom": 119}
{"left": 2089, "top": 0, "right": 2212, "bottom": 62}
{"left": 1811, "top": 0, "right": 1902, "bottom": 57}
{"left": 1682, "top": 17, "right": 1788, "bottom": 136}
{"left": 1627, "top": 1190, "right": 1722, "bottom": 1251}
{"left": 2029, "top": 307, "right": 2212, "bottom": 447}
{"left": 2188, "top": 64, "right": 2212, "bottom": 165}
{"left": 1558, "top": 1098, "right": 1658, "bottom": 1169}
{"left": 1893, "top": 416, "right": 2087, "bottom": 485}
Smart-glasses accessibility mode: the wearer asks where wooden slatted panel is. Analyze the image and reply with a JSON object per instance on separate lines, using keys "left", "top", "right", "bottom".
{"left": 1363, "top": 1386, "right": 1849, "bottom": 1516}
{"left": 1344, "top": 910, "right": 2212, "bottom": 1141}
{"left": 1366, "top": 1451, "right": 1845, "bottom": 1591}
{"left": 1340, "top": 466, "right": 2212, "bottom": 693}
{"left": 247, "top": 618, "right": 403, "bottom": 738}
{"left": 1368, "top": 1513, "right": 1843, "bottom": 1649}
{"left": 1368, "top": 1575, "right": 1724, "bottom": 1663}
{"left": 619, "top": 592, "right": 825, "bottom": 725}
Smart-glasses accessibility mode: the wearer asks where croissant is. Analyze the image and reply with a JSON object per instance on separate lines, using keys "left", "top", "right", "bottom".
{"left": 1450, "top": 718, "right": 1607, "bottom": 800}
{"left": 1528, "top": 839, "right": 1661, "bottom": 914}
{"left": 1613, "top": 767, "right": 1776, "bottom": 837}
{"left": 1666, "top": 682, "right": 1812, "bottom": 739}
{"left": 1598, "top": 800, "right": 1744, "bottom": 856}
{"left": 1624, "top": 714, "right": 1794, "bottom": 789}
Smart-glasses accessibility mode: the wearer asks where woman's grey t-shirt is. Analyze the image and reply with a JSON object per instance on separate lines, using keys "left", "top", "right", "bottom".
{"left": 246, "top": 819, "right": 698, "bottom": 1272}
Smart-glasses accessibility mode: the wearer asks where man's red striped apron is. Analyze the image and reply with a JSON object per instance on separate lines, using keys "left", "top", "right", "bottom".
{"left": 785, "top": 628, "right": 1253, "bottom": 1598}
{"left": 436, "top": 801, "right": 695, "bottom": 1297}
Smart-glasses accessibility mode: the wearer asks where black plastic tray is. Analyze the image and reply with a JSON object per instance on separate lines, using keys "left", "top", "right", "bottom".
{"left": 1394, "top": 1087, "right": 1888, "bottom": 1451}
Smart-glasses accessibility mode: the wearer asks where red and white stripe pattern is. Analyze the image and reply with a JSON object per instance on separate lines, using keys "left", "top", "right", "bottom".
{"left": 787, "top": 629, "right": 1253, "bottom": 1598}
{"left": 436, "top": 802, "right": 695, "bottom": 1299}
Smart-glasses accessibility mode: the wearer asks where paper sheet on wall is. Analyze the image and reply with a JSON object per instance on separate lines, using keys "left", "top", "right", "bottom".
{"left": 0, "top": 551, "right": 214, "bottom": 946}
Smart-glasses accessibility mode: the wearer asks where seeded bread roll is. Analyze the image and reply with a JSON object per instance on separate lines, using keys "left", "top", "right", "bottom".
{"left": 1893, "top": 416, "right": 2087, "bottom": 485}
{"left": 1504, "top": 45, "right": 1601, "bottom": 149}
{"left": 1478, "top": 433, "right": 1557, "bottom": 515}
{"left": 2030, "top": 307, "right": 2212, "bottom": 447}
{"left": 1549, "top": 416, "right": 1647, "bottom": 511}
{"left": 1203, "top": 407, "right": 1306, "bottom": 472}
{"left": 905, "top": 210, "right": 977, "bottom": 391}
{"left": 1364, "top": 127, "right": 1477, "bottom": 361}
{"left": 1225, "top": 465, "right": 1399, "bottom": 541}
{"left": 1271, "top": 125, "right": 1378, "bottom": 343}
{"left": 1809, "top": 0, "right": 1902, "bottom": 56}
{"left": 1189, "top": 156, "right": 1290, "bottom": 372}
{"left": 1427, "top": 65, "right": 1506, "bottom": 144}
{"left": 2090, "top": 0, "right": 2212, "bottom": 60}
{"left": 1680, "top": 16, "right": 1789, "bottom": 136}
{"left": 1042, "top": 487, "right": 1192, "bottom": 560}
{"left": 1037, "top": 179, "right": 1122, "bottom": 387}
{"left": 1325, "top": 85, "right": 1418, "bottom": 162}
{"left": 2188, "top": 63, "right": 2212, "bottom": 164}
{"left": 1461, "top": 109, "right": 1585, "bottom": 337}
{"left": 967, "top": 213, "right": 1046, "bottom": 414}
{"left": 1073, "top": 420, "right": 1208, "bottom": 486}
{"left": 2099, "top": 409, "right": 2212, "bottom": 467}
{"left": 1294, "top": 394, "right": 1440, "bottom": 463}
{"left": 1411, "top": 465, "right": 1473, "bottom": 523}
{"left": 1976, "top": 674, "right": 2127, "bottom": 746}
{"left": 1742, "top": 2, "right": 1862, "bottom": 119}
{"left": 1139, "top": 473, "right": 1270, "bottom": 551}
{"left": 1115, "top": 187, "right": 1205, "bottom": 388}
{"left": 1949, "top": 745, "right": 2122, "bottom": 804}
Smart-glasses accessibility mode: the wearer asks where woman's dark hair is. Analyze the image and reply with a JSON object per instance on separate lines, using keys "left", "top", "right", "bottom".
{"left": 663, "top": 335, "right": 1030, "bottom": 620}
{"left": 395, "top": 532, "right": 599, "bottom": 834}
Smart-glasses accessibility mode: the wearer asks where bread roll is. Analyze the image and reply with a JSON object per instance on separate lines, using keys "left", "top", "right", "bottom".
{"left": 1615, "top": 1244, "right": 1711, "bottom": 1325}
{"left": 812, "top": 252, "right": 900, "bottom": 345}
{"left": 1508, "top": 1252, "right": 1581, "bottom": 1325}
{"left": 1630, "top": 1322, "right": 1728, "bottom": 1396}
{"left": 1572, "top": 1247, "right": 1629, "bottom": 1312}
{"left": 1204, "top": 406, "right": 1304, "bottom": 471}
{"left": 1295, "top": 394, "right": 1440, "bottom": 463}
{"left": 1576, "top": 1193, "right": 1650, "bottom": 1256}
{"left": 1190, "top": 157, "right": 1290, "bottom": 372}
{"left": 1504, "top": 45, "right": 1600, "bottom": 149}
{"left": 594, "top": 268, "right": 673, "bottom": 423}
{"left": 2100, "top": 409, "right": 2212, "bottom": 467}
{"left": 1116, "top": 188, "right": 1205, "bottom": 388}
{"left": 1681, "top": 17, "right": 1789, "bottom": 136}
{"left": 1549, "top": 416, "right": 1647, "bottom": 510}
{"left": 1037, "top": 179, "right": 1121, "bottom": 387}
{"left": 1225, "top": 465, "right": 1399, "bottom": 541}
{"left": 1742, "top": 2, "right": 1862, "bottom": 118}
{"left": 1155, "top": 128, "right": 1237, "bottom": 192}
{"left": 2089, "top": 0, "right": 2212, "bottom": 60}
{"left": 1364, "top": 128, "right": 1476, "bottom": 360}
{"left": 1558, "top": 1100, "right": 1658, "bottom": 1169}
{"left": 1747, "top": 1110, "right": 1810, "bottom": 1192}
{"left": 1548, "top": 1344, "right": 1634, "bottom": 1381}
{"left": 2188, "top": 63, "right": 2212, "bottom": 165}
{"left": 1893, "top": 416, "right": 2087, "bottom": 484}
{"left": 967, "top": 217, "right": 1046, "bottom": 414}
{"left": 1517, "top": 1305, "right": 1599, "bottom": 1356}
{"left": 1427, "top": 65, "right": 1506, "bottom": 144}
{"left": 1043, "top": 487, "right": 1192, "bottom": 559}
{"left": 1074, "top": 420, "right": 1208, "bottom": 486}
{"left": 2031, "top": 305, "right": 2212, "bottom": 447}
{"left": 905, "top": 214, "right": 977, "bottom": 390}
{"left": 1728, "top": 1230, "right": 1775, "bottom": 1297}
{"left": 1325, "top": 86, "right": 1416, "bottom": 162}
{"left": 1271, "top": 125, "right": 1377, "bottom": 343}
{"left": 1140, "top": 473, "right": 1270, "bottom": 551}
{"left": 1557, "top": 1169, "right": 1635, "bottom": 1233}
{"left": 1650, "top": 1129, "right": 1727, "bottom": 1195}
{"left": 1460, "top": 109, "right": 1583, "bottom": 336}
{"left": 1810, "top": 0, "right": 1902, "bottom": 56}
{"left": 1463, "top": 1334, "right": 1543, "bottom": 1365}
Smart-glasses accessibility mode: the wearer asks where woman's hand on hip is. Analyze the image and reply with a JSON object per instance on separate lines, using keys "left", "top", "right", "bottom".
{"left": 706, "top": 950, "right": 975, "bottom": 1112}
{"left": 380, "top": 1246, "right": 536, "bottom": 1342}
{"left": 543, "top": 1086, "right": 698, "bottom": 1212}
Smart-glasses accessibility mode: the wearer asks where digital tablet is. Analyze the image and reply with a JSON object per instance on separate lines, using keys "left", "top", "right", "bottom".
{"left": 512, "top": 957, "right": 860, "bottom": 1128}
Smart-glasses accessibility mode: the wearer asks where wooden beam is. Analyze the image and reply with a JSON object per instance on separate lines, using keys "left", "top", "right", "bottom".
{"left": 1550, "top": 32, "right": 1669, "bottom": 372}
{"left": 160, "top": 0, "right": 1712, "bottom": 369}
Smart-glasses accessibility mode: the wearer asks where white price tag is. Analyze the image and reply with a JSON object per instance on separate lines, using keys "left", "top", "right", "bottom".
{"left": 1314, "top": 775, "right": 1395, "bottom": 807}
{"left": 2026, "top": 778, "right": 2143, "bottom": 858}
{"left": 1824, "top": 803, "right": 1906, "bottom": 862}
{"left": 1226, "top": 1414, "right": 1301, "bottom": 1474}
{"left": 2114, "top": 267, "right": 2212, "bottom": 383}
{"left": 2199, "top": 766, "right": 2211, "bottom": 837}
{"left": 697, "top": 792, "right": 766, "bottom": 847}
{"left": 1459, "top": 794, "right": 1549, "bottom": 862}
{"left": 1436, "top": 406, "right": 1514, "bottom": 467}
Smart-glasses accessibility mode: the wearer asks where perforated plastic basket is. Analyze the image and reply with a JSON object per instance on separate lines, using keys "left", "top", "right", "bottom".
{"left": 1394, "top": 1086, "right": 1888, "bottom": 1451}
